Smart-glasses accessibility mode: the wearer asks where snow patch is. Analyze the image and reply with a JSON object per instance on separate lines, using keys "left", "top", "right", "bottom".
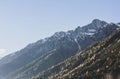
{"left": 117, "top": 24, "right": 120, "bottom": 27}
{"left": 88, "top": 29, "right": 96, "bottom": 32}
{"left": 74, "top": 38, "right": 81, "bottom": 51}
{"left": 84, "top": 32, "right": 95, "bottom": 36}
{"left": 103, "top": 24, "right": 108, "bottom": 27}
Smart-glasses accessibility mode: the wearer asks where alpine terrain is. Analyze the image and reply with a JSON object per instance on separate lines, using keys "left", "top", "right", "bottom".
{"left": 0, "top": 19, "right": 120, "bottom": 79}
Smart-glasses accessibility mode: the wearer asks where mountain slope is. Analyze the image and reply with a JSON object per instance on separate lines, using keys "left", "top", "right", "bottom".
{"left": 33, "top": 29, "right": 120, "bottom": 79}
{"left": 0, "top": 19, "right": 119, "bottom": 79}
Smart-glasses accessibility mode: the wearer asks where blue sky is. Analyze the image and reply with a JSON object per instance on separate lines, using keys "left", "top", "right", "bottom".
{"left": 0, "top": 0, "right": 120, "bottom": 58}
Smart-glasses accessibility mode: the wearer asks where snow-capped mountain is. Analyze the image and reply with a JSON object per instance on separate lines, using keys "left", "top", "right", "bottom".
{"left": 33, "top": 27, "right": 120, "bottom": 79}
{"left": 0, "top": 19, "right": 119, "bottom": 79}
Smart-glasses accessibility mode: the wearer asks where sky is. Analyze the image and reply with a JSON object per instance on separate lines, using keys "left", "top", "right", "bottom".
{"left": 0, "top": 0, "right": 120, "bottom": 58}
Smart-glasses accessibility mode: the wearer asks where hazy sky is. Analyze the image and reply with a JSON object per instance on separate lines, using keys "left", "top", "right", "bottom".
{"left": 0, "top": 0, "right": 120, "bottom": 58}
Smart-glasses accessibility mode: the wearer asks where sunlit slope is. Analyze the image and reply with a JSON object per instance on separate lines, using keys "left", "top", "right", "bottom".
{"left": 34, "top": 29, "right": 120, "bottom": 79}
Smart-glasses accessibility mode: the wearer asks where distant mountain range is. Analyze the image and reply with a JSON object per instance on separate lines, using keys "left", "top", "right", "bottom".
{"left": 0, "top": 19, "right": 120, "bottom": 79}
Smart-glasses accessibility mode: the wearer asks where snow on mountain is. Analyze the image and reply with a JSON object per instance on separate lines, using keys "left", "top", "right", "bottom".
{"left": 88, "top": 29, "right": 96, "bottom": 32}
{"left": 74, "top": 38, "right": 81, "bottom": 51}
{"left": 84, "top": 32, "right": 95, "bottom": 36}
{"left": 0, "top": 19, "right": 120, "bottom": 79}
{"left": 117, "top": 23, "right": 120, "bottom": 27}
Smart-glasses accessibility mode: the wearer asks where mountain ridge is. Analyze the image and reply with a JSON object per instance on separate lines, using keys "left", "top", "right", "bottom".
{"left": 33, "top": 29, "right": 120, "bottom": 79}
{"left": 0, "top": 19, "right": 119, "bottom": 79}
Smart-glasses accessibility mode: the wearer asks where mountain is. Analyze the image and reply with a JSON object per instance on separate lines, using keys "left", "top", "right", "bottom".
{"left": 33, "top": 29, "right": 120, "bottom": 79}
{"left": 0, "top": 19, "right": 119, "bottom": 79}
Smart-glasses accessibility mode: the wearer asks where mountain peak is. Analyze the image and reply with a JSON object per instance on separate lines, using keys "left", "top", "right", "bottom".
{"left": 92, "top": 19, "right": 102, "bottom": 23}
{"left": 1, "top": 19, "right": 120, "bottom": 79}
{"left": 53, "top": 31, "right": 66, "bottom": 38}
{"left": 91, "top": 19, "right": 107, "bottom": 28}
{"left": 118, "top": 22, "right": 120, "bottom": 25}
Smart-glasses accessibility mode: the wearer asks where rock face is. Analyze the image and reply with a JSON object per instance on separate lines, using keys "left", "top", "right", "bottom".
{"left": 0, "top": 19, "right": 119, "bottom": 79}
{"left": 34, "top": 29, "right": 120, "bottom": 79}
